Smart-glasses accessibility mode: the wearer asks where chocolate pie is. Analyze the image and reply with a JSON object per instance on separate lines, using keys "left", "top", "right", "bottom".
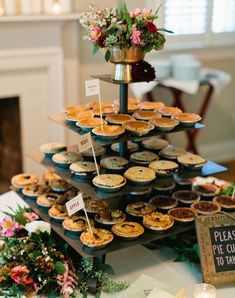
{"left": 105, "top": 114, "right": 134, "bottom": 125}
{"left": 123, "top": 120, "right": 154, "bottom": 136}
{"left": 124, "top": 166, "right": 156, "bottom": 185}
{"left": 143, "top": 211, "right": 174, "bottom": 231}
{"left": 138, "top": 101, "right": 165, "bottom": 111}
{"left": 22, "top": 183, "right": 50, "bottom": 198}
{"left": 149, "top": 160, "right": 179, "bottom": 177}
{"left": 173, "top": 113, "right": 201, "bottom": 126}
{"left": 92, "top": 174, "right": 126, "bottom": 192}
{"left": 11, "top": 173, "right": 39, "bottom": 189}
{"left": 159, "top": 106, "right": 182, "bottom": 117}
{"left": 130, "top": 151, "right": 159, "bottom": 165}
{"left": 80, "top": 228, "right": 114, "bottom": 248}
{"left": 63, "top": 216, "right": 94, "bottom": 233}
{"left": 48, "top": 204, "right": 68, "bottom": 220}
{"left": 126, "top": 202, "right": 155, "bottom": 217}
{"left": 36, "top": 192, "right": 64, "bottom": 208}
{"left": 111, "top": 221, "right": 144, "bottom": 239}
{"left": 168, "top": 207, "right": 197, "bottom": 223}
{"left": 150, "top": 117, "right": 179, "bottom": 132}
{"left": 40, "top": 143, "right": 67, "bottom": 158}
{"left": 132, "top": 110, "right": 161, "bottom": 121}
{"left": 111, "top": 141, "right": 139, "bottom": 153}
{"left": 100, "top": 156, "right": 129, "bottom": 171}
{"left": 92, "top": 124, "right": 125, "bottom": 140}
{"left": 191, "top": 201, "right": 221, "bottom": 215}
{"left": 172, "top": 190, "right": 200, "bottom": 205}
{"left": 149, "top": 195, "right": 178, "bottom": 211}
{"left": 213, "top": 195, "right": 235, "bottom": 210}
{"left": 95, "top": 209, "right": 126, "bottom": 225}
{"left": 159, "top": 146, "right": 186, "bottom": 160}
{"left": 142, "top": 137, "right": 168, "bottom": 151}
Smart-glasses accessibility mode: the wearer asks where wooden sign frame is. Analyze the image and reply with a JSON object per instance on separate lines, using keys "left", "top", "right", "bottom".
{"left": 195, "top": 212, "right": 235, "bottom": 286}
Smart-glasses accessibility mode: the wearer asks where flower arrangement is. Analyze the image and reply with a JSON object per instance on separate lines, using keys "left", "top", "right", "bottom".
{"left": 80, "top": 0, "right": 171, "bottom": 61}
{"left": 0, "top": 207, "right": 128, "bottom": 297}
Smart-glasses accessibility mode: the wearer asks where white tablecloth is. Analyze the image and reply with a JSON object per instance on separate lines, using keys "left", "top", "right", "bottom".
{"left": 0, "top": 191, "right": 234, "bottom": 297}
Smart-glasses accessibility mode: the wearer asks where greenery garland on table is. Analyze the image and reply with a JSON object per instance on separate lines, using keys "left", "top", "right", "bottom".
{"left": 0, "top": 206, "right": 128, "bottom": 298}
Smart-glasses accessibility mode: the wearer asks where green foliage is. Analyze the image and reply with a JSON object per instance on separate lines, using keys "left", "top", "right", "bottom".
{"left": 221, "top": 183, "right": 235, "bottom": 196}
{"left": 4, "top": 205, "right": 31, "bottom": 225}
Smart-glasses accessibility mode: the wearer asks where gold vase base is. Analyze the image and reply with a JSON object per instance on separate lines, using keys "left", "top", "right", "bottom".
{"left": 111, "top": 63, "right": 133, "bottom": 82}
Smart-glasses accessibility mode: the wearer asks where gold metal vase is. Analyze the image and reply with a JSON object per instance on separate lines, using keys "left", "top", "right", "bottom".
{"left": 109, "top": 46, "right": 145, "bottom": 82}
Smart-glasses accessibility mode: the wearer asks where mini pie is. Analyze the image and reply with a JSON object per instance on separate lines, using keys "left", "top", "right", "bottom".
{"left": 11, "top": 173, "right": 39, "bottom": 189}
{"left": 100, "top": 156, "right": 129, "bottom": 171}
{"left": 150, "top": 195, "right": 178, "bottom": 210}
{"left": 113, "top": 98, "right": 140, "bottom": 105}
{"left": 95, "top": 209, "right": 126, "bottom": 225}
{"left": 153, "top": 181, "right": 176, "bottom": 192}
{"left": 70, "top": 161, "right": 99, "bottom": 177}
{"left": 150, "top": 117, "right": 179, "bottom": 131}
{"left": 22, "top": 183, "right": 51, "bottom": 197}
{"left": 87, "top": 101, "right": 112, "bottom": 109}
{"left": 149, "top": 160, "right": 179, "bottom": 176}
{"left": 124, "top": 166, "right": 156, "bottom": 184}
{"left": 36, "top": 192, "right": 64, "bottom": 207}
{"left": 81, "top": 143, "right": 105, "bottom": 157}
{"left": 172, "top": 190, "right": 200, "bottom": 205}
{"left": 52, "top": 151, "right": 81, "bottom": 165}
{"left": 92, "top": 106, "right": 117, "bottom": 116}
{"left": 138, "top": 101, "right": 165, "bottom": 111}
{"left": 111, "top": 141, "right": 139, "bottom": 153}
{"left": 111, "top": 221, "right": 144, "bottom": 238}
{"left": 192, "top": 183, "right": 220, "bottom": 197}
{"left": 42, "top": 171, "right": 60, "bottom": 184}
{"left": 49, "top": 179, "right": 72, "bottom": 192}
{"left": 130, "top": 151, "right": 159, "bottom": 165}
{"left": 132, "top": 110, "right": 162, "bottom": 121}
{"left": 40, "top": 143, "right": 67, "bottom": 155}
{"left": 143, "top": 211, "right": 174, "bottom": 231}
{"left": 66, "top": 111, "right": 94, "bottom": 122}
{"left": 48, "top": 204, "right": 68, "bottom": 220}
{"left": 64, "top": 188, "right": 79, "bottom": 201}
{"left": 63, "top": 216, "right": 94, "bottom": 233}
{"left": 92, "top": 174, "right": 126, "bottom": 191}
{"left": 173, "top": 113, "right": 201, "bottom": 126}
{"left": 159, "top": 106, "right": 183, "bottom": 117}
{"left": 159, "top": 146, "right": 186, "bottom": 160}
{"left": 142, "top": 137, "right": 168, "bottom": 151}
{"left": 84, "top": 198, "right": 109, "bottom": 213}
{"left": 80, "top": 228, "right": 114, "bottom": 248}
{"left": 191, "top": 201, "right": 221, "bottom": 215}
{"left": 123, "top": 120, "right": 154, "bottom": 136}
{"left": 168, "top": 207, "right": 197, "bottom": 223}
{"left": 213, "top": 195, "right": 235, "bottom": 210}
{"left": 126, "top": 201, "right": 155, "bottom": 217}
{"left": 105, "top": 114, "right": 135, "bottom": 125}
{"left": 92, "top": 124, "right": 125, "bottom": 138}
{"left": 76, "top": 117, "right": 107, "bottom": 129}
{"left": 64, "top": 105, "right": 89, "bottom": 113}
{"left": 177, "top": 154, "right": 206, "bottom": 169}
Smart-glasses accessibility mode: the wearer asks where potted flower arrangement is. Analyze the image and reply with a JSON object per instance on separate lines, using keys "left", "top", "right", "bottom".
{"left": 80, "top": 0, "right": 171, "bottom": 81}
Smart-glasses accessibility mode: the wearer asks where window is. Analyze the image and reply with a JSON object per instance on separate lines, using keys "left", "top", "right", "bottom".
{"left": 149, "top": 0, "right": 235, "bottom": 48}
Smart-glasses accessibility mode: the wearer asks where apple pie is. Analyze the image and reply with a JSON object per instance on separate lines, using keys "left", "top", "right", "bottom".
{"left": 143, "top": 211, "right": 174, "bottom": 231}
{"left": 149, "top": 160, "right": 179, "bottom": 176}
{"left": 48, "top": 204, "right": 68, "bottom": 220}
{"left": 130, "top": 151, "right": 159, "bottom": 165}
{"left": 177, "top": 154, "right": 206, "bottom": 170}
{"left": 93, "top": 174, "right": 126, "bottom": 192}
{"left": 111, "top": 221, "right": 144, "bottom": 239}
{"left": 100, "top": 156, "right": 129, "bottom": 171}
{"left": 142, "top": 137, "right": 168, "bottom": 151}
{"left": 95, "top": 209, "right": 126, "bottom": 225}
{"left": 124, "top": 166, "right": 156, "bottom": 185}
{"left": 80, "top": 228, "right": 114, "bottom": 248}
{"left": 22, "top": 183, "right": 50, "bottom": 198}
{"left": 11, "top": 173, "right": 39, "bottom": 189}
{"left": 63, "top": 216, "right": 94, "bottom": 233}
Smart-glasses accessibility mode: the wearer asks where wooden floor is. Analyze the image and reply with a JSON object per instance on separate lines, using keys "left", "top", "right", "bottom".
{"left": 214, "top": 160, "right": 235, "bottom": 182}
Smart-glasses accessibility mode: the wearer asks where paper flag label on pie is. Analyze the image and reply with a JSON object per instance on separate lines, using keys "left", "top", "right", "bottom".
{"left": 77, "top": 132, "right": 92, "bottom": 153}
{"left": 85, "top": 79, "right": 100, "bottom": 97}
{"left": 66, "top": 193, "right": 85, "bottom": 216}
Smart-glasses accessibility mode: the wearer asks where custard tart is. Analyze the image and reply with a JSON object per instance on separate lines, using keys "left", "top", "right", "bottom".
{"left": 92, "top": 124, "right": 125, "bottom": 140}
{"left": 150, "top": 117, "right": 179, "bottom": 132}
{"left": 132, "top": 110, "right": 161, "bottom": 121}
{"left": 159, "top": 106, "right": 182, "bottom": 117}
{"left": 113, "top": 98, "right": 140, "bottom": 105}
{"left": 105, "top": 114, "right": 135, "bottom": 125}
{"left": 124, "top": 166, "right": 156, "bottom": 185}
{"left": 80, "top": 228, "right": 114, "bottom": 249}
{"left": 143, "top": 211, "right": 174, "bottom": 231}
{"left": 173, "top": 112, "right": 201, "bottom": 127}
{"left": 123, "top": 120, "right": 154, "bottom": 136}
{"left": 87, "top": 101, "right": 112, "bottom": 110}
{"left": 64, "top": 105, "right": 89, "bottom": 113}
{"left": 112, "top": 221, "right": 144, "bottom": 239}
{"left": 76, "top": 117, "right": 107, "bottom": 131}
{"left": 66, "top": 111, "right": 94, "bottom": 122}
{"left": 92, "top": 106, "right": 117, "bottom": 116}
{"left": 138, "top": 101, "right": 165, "bottom": 111}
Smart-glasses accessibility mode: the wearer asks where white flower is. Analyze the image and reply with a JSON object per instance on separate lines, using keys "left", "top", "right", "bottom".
{"left": 25, "top": 221, "right": 51, "bottom": 235}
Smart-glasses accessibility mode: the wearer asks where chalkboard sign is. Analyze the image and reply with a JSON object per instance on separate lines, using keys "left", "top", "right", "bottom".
{"left": 195, "top": 212, "right": 235, "bottom": 286}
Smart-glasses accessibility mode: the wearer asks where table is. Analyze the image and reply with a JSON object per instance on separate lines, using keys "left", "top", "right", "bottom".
{"left": 0, "top": 191, "right": 234, "bottom": 297}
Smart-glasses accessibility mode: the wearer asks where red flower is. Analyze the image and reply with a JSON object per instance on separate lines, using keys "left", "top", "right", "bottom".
{"left": 11, "top": 265, "right": 33, "bottom": 285}
{"left": 146, "top": 21, "right": 157, "bottom": 33}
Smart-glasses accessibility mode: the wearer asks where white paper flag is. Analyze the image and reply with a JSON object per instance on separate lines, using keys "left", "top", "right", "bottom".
{"left": 66, "top": 193, "right": 85, "bottom": 216}
{"left": 85, "top": 79, "right": 100, "bottom": 97}
{"left": 77, "top": 132, "right": 92, "bottom": 153}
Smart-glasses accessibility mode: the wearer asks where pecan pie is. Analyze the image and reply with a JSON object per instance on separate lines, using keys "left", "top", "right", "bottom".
{"left": 168, "top": 207, "right": 197, "bottom": 223}
{"left": 149, "top": 160, "right": 179, "bottom": 177}
{"left": 172, "top": 190, "right": 200, "bottom": 205}
{"left": 92, "top": 174, "right": 126, "bottom": 192}
{"left": 124, "top": 166, "right": 156, "bottom": 185}
{"left": 22, "top": 183, "right": 50, "bottom": 198}
{"left": 126, "top": 201, "right": 155, "bottom": 217}
{"left": 11, "top": 173, "right": 39, "bottom": 189}
{"left": 80, "top": 228, "right": 114, "bottom": 248}
{"left": 177, "top": 154, "right": 207, "bottom": 170}
{"left": 48, "top": 204, "right": 68, "bottom": 220}
{"left": 138, "top": 101, "right": 165, "bottom": 111}
{"left": 143, "top": 211, "right": 174, "bottom": 231}
{"left": 95, "top": 209, "right": 126, "bottom": 225}
{"left": 132, "top": 110, "right": 161, "bottom": 121}
{"left": 100, "top": 156, "right": 129, "bottom": 171}
{"left": 142, "top": 137, "right": 168, "bottom": 151}
{"left": 111, "top": 221, "right": 144, "bottom": 239}
{"left": 105, "top": 113, "right": 135, "bottom": 125}
{"left": 130, "top": 151, "right": 159, "bottom": 165}
{"left": 159, "top": 106, "right": 182, "bottom": 117}
{"left": 150, "top": 195, "right": 178, "bottom": 211}
{"left": 192, "top": 183, "right": 220, "bottom": 197}
{"left": 173, "top": 112, "right": 201, "bottom": 126}
{"left": 150, "top": 117, "right": 179, "bottom": 132}
{"left": 123, "top": 120, "right": 154, "bottom": 136}
{"left": 63, "top": 216, "right": 94, "bottom": 233}
{"left": 191, "top": 201, "right": 221, "bottom": 215}
{"left": 92, "top": 124, "right": 125, "bottom": 140}
{"left": 213, "top": 195, "right": 235, "bottom": 210}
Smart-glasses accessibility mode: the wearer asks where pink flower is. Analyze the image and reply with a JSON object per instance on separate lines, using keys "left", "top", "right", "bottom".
{"left": 89, "top": 26, "right": 102, "bottom": 42}
{"left": 142, "top": 8, "right": 152, "bottom": 18}
{"left": 130, "top": 8, "right": 142, "bottom": 18}
{"left": 11, "top": 265, "right": 33, "bottom": 285}
{"left": 0, "top": 216, "right": 21, "bottom": 237}
{"left": 23, "top": 212, "right": 39, "bottom": 222}
{"left": 131, "top": 24, "right": 142, "bottom": 45}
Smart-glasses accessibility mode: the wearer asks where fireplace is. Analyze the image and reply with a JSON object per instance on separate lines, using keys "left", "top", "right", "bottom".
{"left": 0, "top": 97, "right": 22, "bottom": 193}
